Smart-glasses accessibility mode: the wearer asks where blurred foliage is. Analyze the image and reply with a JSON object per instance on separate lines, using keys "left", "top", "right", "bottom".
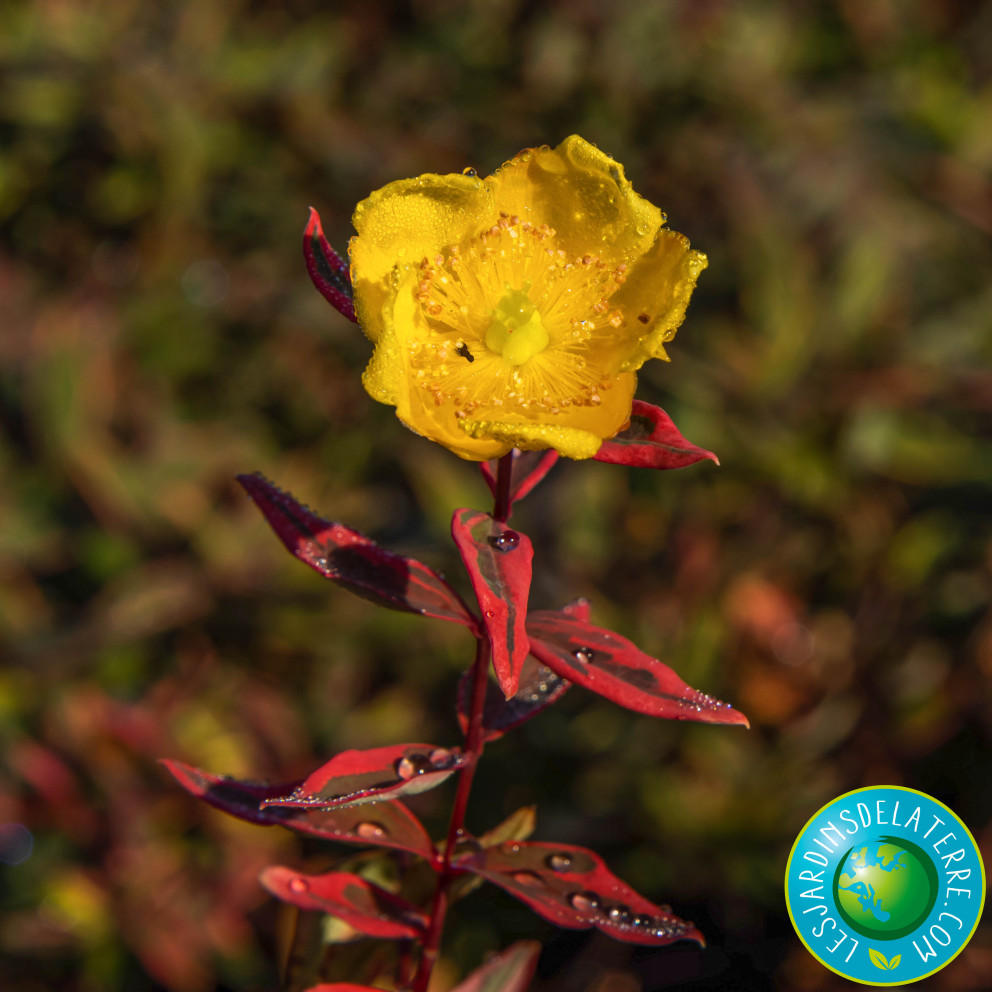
{"left": 1, "top": 0, "right": 991, "bottom": 990}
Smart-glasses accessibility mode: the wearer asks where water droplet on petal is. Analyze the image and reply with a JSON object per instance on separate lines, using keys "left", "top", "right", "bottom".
{"left": 489, "top": 529, "right": 520, "bottom": 553}
{"left": 571, "top": 646, "right": 595, "bottom": 664}
{"left": 500, "top": 841, "right": 522, "bottom": 854}
{"left": 356, "top": 821, "right": 388, "bottom": 840}
{"left": 569, "top": 890, "right": 601, "bottom": 915}
{"left": 633, "top": 914, "right": 653, "bottom": 928}
{"left": 546, "top": 853, "right": 573, "bottom": 873}
{"left": 288, "top": 877, "right": 309, "bottom": 893}
{"left": 485, "top": 609, "right": 496, "bottom": 619}
{"left": 463, "top": 167, "right": 478, "bottom": 177}
{"left": 512, "top": 870, "right": 545, "bottom": 887}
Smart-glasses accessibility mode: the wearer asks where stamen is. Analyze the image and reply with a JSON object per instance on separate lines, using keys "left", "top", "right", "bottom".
{"left": 410, "top": 219, "right": 628, "bottom": 417}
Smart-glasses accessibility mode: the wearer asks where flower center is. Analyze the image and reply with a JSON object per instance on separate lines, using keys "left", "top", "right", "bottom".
{"left": 484, "top": 285, "right": 550, "bottom": 365}
{"left": 410, "top": 214, "right": 630, "bottom": 421}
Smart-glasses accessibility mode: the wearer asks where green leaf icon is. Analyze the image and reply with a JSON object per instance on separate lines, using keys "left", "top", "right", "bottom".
{"left": 869, "top": 948, "right": 890, "bottom": 970}
{"left": 889, "top": 954, "right": 901, "bottom": 969}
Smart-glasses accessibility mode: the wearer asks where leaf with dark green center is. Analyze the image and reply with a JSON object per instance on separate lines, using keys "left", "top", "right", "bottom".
{"left": 451, "top": 508, "right": 533, "bottom": 698}
{"left": 450, "top": 940, "right": 541, "bottom": 992}
{"left": 594, "top": 400, "right": 718, "bottom": 470}
{"left": 161, "top": 760, "right": 437, "bottom": 863}
{"left": 260, "top": 867, "right": 426, "bottom": 939}
{"left": 448, "top": 806, "right": 539, "bottom": 902}
{"left": 259, "top": 743, "right": 466, "bottom": 810}
{"left": 304, "top": 207, "right": 356, "bottom": 322}
{"left": 480, "top": 449, "right": 559, "bottom": 508}
{"left": 452, "top": 840, "right": 703, "bottom": 947}
{"left": 526, "top": 609, "right": 748, "bottom": 726}
{"left": 238, "top": 473, "right": 477, "bottom": 629}
{"left": 457, "top": 656, "right": 569, "bottom": 743}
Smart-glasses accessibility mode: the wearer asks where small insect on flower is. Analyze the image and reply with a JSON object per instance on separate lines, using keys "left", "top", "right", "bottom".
{"left": 348, "top": 136, "right": 707, "bottom": 461}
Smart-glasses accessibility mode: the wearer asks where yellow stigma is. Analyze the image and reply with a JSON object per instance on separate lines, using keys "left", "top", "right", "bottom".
{"left": 484, "top": 286, "right": 550, "bottom": 365}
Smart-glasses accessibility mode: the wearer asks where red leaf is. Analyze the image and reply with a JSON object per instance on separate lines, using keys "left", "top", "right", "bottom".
{"left": 594, "top": 401, "right": 718, "bottom": 470}
{"left": 260, "top": 867, "right": 426, "bottom": 939}
{"left": 451, "top": 509, "right": 533, "bottom": 698}
{"left": 526, "top": 610, "right": 748, "bottom": 727}
{"left": 453, "top": 840, "right": 702, "bottom": 947}
{"left": 480, "top": 450, "right": 559, "bottom": 508}
{"left": 304, "top": 207, "right": 357, "bottom": 323}
{"left": 260, "top": 743, "right": 466, "bottom": 810}
{"left": 457, "top": 657, "right": 569, "bottom": 744}
{"left": 161, "top": 760, "right": 437, "bottom": 863}
{"left": 450, "top": 940, "right": 541, "bottom": 992}
{"left": 238, "top": 473, "right": 477, "bottom": 629}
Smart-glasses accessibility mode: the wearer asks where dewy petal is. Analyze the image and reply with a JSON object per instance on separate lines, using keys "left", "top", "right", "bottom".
{"left": 349, "top": 173, "right": 494, "bottom": 342}
{"left": 614, "top": 230, "right": 708, "bottom": 372}
{"left": 460, "top": 419, "right": 603, "bottom": 461}
{"left": 485, "top": 136, "right": 663, "bottom": 269}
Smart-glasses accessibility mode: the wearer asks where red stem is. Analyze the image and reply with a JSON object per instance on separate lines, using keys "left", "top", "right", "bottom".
{"left": 412, "top": 636, "right": 490, "bottom": 991}
{"left": 411, "top": 453, "right": 513, "bottom": 991}
{"left": 492, "top": 451, "right": 514, "bottom": 523}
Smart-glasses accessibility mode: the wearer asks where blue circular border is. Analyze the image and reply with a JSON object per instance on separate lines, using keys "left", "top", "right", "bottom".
{"left": 785, "top": 786, "right": 985, "bottom": 985}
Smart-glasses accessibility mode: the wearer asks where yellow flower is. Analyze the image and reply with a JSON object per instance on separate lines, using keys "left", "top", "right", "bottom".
{"left": 349, "top": 136, "right": 707, "bottom": 461}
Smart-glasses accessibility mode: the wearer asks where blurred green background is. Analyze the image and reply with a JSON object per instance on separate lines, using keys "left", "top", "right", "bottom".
{"left": 1, "top": 1, "right": 990, "bottom": 990}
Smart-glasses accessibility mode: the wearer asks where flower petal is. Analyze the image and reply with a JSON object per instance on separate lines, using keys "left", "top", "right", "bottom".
{"left": 460, "top": 419, "right": 603, "bottom": 460}
{"left": 614, "top": 230, "right": 708, "bottom": 371}
{"left": 349, "top": 174, "right": 493, "bottom": 342}
{"left": 486, "top": 136, "right": 664, "bottom": 268}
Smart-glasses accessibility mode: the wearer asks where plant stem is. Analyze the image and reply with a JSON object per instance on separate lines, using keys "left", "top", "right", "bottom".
{"left": 492, "top": 451, "right": 514, "bottom": 523}
{"left": 411, "top": 636, "right": 490, "bottom": 992}
{"left": 411, "top": 453, "right": 513, "bottom": 991}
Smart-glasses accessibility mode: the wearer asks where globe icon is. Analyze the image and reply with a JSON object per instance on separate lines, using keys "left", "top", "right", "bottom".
{"left": 833, "top": 836, "right": 939, "bottom": 940}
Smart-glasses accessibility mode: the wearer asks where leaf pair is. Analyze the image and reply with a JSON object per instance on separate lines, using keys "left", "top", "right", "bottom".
{"left": 452, "top": 510, "right": 746, "bottom": 725}
{"left": 869, "top": 948, "right": 901, "bottom": 971}
{"left": 239, "top": 473, "right": 745, "bottom": 726}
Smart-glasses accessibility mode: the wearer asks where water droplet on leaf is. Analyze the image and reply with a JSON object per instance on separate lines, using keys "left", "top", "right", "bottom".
{"left": 607, "top": 904, "right": 633, "bottom": 925}
{"left": 489, "top": 530, "right": 520, "bottom": 553}
{"left": 512, "top": 870, "right": 545, "bottom": 887}
{"left": 396, "top": 754, "right": 430, "bottom": 780}
{"left": 356, "top": 821, "right": 387, "bottom": 840}
{"left": 569, "top": 891, "right": 601, "bottom": 915}
{"left": 546, "top": 853, "right": 573, "bottom": 873}
{"left": 428, "top": 747, "right": 453, "bottom": 768}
